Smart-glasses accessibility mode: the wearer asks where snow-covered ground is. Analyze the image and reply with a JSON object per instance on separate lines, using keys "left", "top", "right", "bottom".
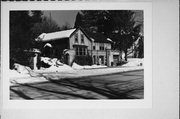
{"left": 72, "top": 62, "right": 107, "bottom": 70}
{"left": 10, "top": 58, "right": 144, "bottom": 86}
{"left": 122, "top": 58, "right": 143, "bottom": 67}
{"left": 41, "top": 57, "right": 63, "bottom": 66}
{"left": 40, "top": 57, "right": 107, "bottom": 71}
{"left": 37, "top": 57, "right": 74, "bottom": 73}
{"left": 10, "top": 69, "right": 31, "bottom": 79}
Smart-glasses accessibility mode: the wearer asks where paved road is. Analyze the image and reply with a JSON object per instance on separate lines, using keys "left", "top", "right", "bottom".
{"left": 10, "top": 70, "right": 144, "bottom": 99}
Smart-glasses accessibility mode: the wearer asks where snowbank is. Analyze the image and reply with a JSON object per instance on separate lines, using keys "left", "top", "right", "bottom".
{"left": 9, "top": 69, "right": 31, "bottom": 79}
{"left": 90, "top": 65, "right": 107, "bottom": 69}
{"left": 72, "top": 62, "right": 107, "bottom": 70}
{"left": 38, "top": 57, "right": 74, "bottom": 73}
{"left": 72, "top": 62, "right": 84, "bottom": 70}
{"left": 10, "top": 70, "right": 47, "bottom": 86}
{"left": 42, "top": 64, "right": 74, "bottom": 73}
{"left": 9, "top": 63, "right": 33, "bottom": 79}
{"left": 41, "top": 58, "right": 107, "bottom": 72}
{"left": 41, "top": 57, "right": 63, "bottom": 66}
{"left": 10, "top": 76, "right": 47, "bottom": 86}
{"left": 13, "top": 63, "right": 31, "bottom": 74}
{"left": 9, "top": 63, "right": 46, "bottom": 86}
{"left": 9, "top": 61, "right": 144, "bottom": 85}
{"left": 122, "top": 58, "right": 144, "bottom": 67}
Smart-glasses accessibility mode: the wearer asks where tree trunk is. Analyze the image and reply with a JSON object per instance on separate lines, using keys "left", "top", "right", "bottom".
{"left": 124, "top": 49, "right": 127, "bottom": 61}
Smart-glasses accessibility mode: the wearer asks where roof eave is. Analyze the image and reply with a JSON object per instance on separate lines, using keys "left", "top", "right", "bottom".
{"left": 41, "top": 37, "right": 69, "bottom": 42}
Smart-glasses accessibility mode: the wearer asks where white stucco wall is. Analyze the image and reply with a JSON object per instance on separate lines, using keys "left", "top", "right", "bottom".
{"left": 69, "top": 29, "right": 92, "bottom": 50}
{"left": 65, "top": 49, "right": 76, "bottom": 65}
{"left": 105, "top": 43, "right": 111, "bottom": 49}
{"left": 91, "top": 50, "right": 107, "bottom": 56}
{"left": 92, "top": 42, "right": 111, "bottom": 50}
{"left": 101, "top": 50, "right": 120, "bottom": 66}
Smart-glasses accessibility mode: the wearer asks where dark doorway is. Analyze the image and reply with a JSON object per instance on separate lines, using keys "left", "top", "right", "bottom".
{"left": 64, "top": 53, "right": 69, "bottom": 65}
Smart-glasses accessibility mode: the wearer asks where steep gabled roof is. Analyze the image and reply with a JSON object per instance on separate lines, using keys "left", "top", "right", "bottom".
{"left": 35, "top": 28, "right": 112, "bottom": 44}
{"left": 70, "top": 27, "right": 92, "bottom": 42}
{"left": 36, "top": 29, "right": 76, "bottom": 42}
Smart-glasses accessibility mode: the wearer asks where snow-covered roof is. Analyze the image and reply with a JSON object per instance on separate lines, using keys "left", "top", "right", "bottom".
{"left": 91, "top": 38, "right": 95, "bottom": 42}
{"left": 107, "top": 38, "right": 113, "bottom": 42}
{"left": 36, "top": 29, "right": 76, "bottom": 42}
{"left": 44, "top": 43, "right": 52, "bottom": 48}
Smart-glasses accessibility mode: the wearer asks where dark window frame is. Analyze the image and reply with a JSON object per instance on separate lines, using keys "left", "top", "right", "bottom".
{"left": 93, "top": 45, "right": 96, "bottom": 50}
{"left": 75, "top": 33, "right": 78, "bottom": 43}
{"left": 99, "top": 44, "right": 105, "bottom": 50}
{"left": 81, "top": 34, "right": 84, "bottom": 44}
{"left": 74, "top": 45, "right": 87, "bottom": 56}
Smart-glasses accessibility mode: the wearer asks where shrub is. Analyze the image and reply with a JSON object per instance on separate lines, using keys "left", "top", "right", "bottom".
{"left": 10, "top": 48, "right": 35, "bottom": 69}
{"left": 74, "top": 55, "right": 92, "bottom": 66}
{"left": 116, "top": 60, "right": 127, "bottom": 66}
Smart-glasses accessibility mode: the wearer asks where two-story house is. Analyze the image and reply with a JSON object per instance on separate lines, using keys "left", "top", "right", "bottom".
{"left": 87, "top": 31, "right": 121, "bottom": 66}
{"left": 35, "top": 28, "right": 121, "bottom": 66}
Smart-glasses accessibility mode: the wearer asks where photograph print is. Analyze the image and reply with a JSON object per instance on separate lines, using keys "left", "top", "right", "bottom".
{"left": 10, "top": 10, "right": 144, "bottom": 100}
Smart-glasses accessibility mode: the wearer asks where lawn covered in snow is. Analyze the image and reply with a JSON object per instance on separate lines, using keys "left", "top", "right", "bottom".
{"left": 39, "top": 57, "right": 107, "bottom": 72}
{"left": 72, "top": 62, "right": 107, "bottom": 70}
{"left": 9, "top": 58, "right": 144, "bottom": 85}
{"left": 122, "top": 58, "right": 144, "bottom": 67}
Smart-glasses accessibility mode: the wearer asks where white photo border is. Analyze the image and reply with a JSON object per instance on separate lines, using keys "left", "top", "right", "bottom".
{"left": 1, "top": 2, "right": 152, "bottom": 109}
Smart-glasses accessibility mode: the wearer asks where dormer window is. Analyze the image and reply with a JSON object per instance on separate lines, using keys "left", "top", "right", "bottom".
{"left": 75, "top": 33, "right": 78, "bottom": 43}
{"left": 99, "top": 44, "right": 104, "bottom": 50}
{"left": 81, "top": 34, "right": 84, "bottom": 44}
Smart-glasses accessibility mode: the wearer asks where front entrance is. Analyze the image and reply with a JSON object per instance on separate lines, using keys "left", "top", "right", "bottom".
{"left": 113, "top": 55, "right": 119, "bottom": 66}
{"left": 99, "top": 56, "right": 104, "bottom": 65}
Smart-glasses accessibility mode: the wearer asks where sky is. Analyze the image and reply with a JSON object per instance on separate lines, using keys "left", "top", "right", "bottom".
{"left": 43, "top": 11, "right": 79, "bottom": 28}
{"left": 43, "top": 10, "right": 143, "bottom": 29}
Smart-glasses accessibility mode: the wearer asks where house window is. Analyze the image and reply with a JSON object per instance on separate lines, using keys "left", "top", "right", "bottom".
{"left": 75, "top": 46, "right": 87, "bottom": 56}
{"left": 83, "top": 48, "right": 86, "bottom": 55}
{"left": 93, "top": 46, "right": 96, "bottom": 50}
{"left": 99, "top": 44, "right": 104, "bottom": 50}
{"left": 79, "top": 47, "right": 83, "bottom": 55}
{"left": 75, "top": 33, "right": 78, "bottom": 43}
{"left": 81, "top": 34, "right": 84, "bottom": 44}
{"left": 75, "top": 47, "right": 79, "bottom": 55}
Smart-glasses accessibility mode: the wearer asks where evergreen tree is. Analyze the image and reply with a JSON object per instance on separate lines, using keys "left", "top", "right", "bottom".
{"left": 112, "top": 10, "right": 143, "bottom": 60}
{"left": 74, "top": 12, "right": 83, "bottom": 28}
{"left": 109, "top": 10, "right": 135, "bottom": 60}
{"left": 10, "top": 11, "right": 32, "bottom": 49}
{"left": 74, "top": 10, "right": 144, "bottom": 60}
{"left": 10, "top": 11, "right": 43, "bottom": 68}
{"left": 74, "top": 11, "right": 100, "bottom": 32}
